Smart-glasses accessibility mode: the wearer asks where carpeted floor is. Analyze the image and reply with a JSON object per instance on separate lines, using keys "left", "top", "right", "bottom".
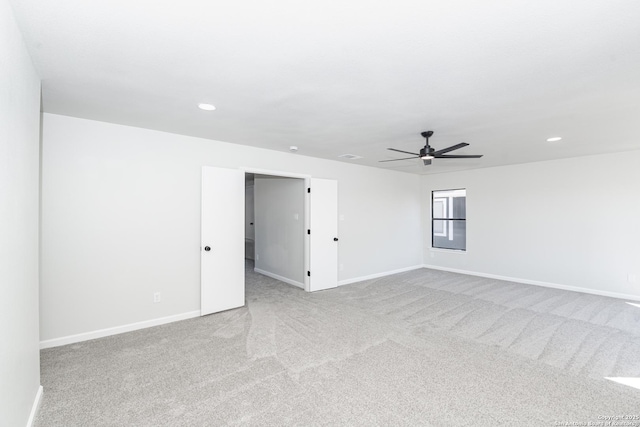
{"left": 35, "top": 262, "right": 640, "bottom": 426}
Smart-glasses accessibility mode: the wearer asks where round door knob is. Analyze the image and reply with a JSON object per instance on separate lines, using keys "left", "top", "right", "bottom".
{"left": 204, "top": 246, "right": 211, "bottom": 251}
{"left": 333, "top": 238, "right": 339, "bottom": 241}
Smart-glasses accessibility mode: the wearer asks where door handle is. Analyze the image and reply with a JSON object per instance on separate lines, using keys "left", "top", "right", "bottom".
{"left": 204, "top": 246, "right": 211, "bottom": 251}
{"left": 333, "top": 238, "right": 339, "bottom": 242}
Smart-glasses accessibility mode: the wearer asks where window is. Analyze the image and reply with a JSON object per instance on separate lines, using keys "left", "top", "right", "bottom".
{"left": 432, "top": 189, "right": 466, "bottom": 251}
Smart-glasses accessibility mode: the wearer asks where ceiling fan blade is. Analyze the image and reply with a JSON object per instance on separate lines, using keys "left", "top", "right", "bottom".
{"left": 379, "top": 156, "right": 418, "bottom": 162}
{"left": 430, "top": 143, "right": 469, "bottom": 156}
{"left": 434, "top": 154, "right": 483, "bottom": 158}
{"left": 387, "top": 148, "right": 420, "bottom": 156}
{"left": 423, "top": 158, "right": 432, "bottom": 166}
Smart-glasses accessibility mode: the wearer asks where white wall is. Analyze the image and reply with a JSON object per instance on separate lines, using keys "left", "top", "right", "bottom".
{"left": 254, "top": 176, "right": 305, "bottom": 286}
{"left": 41, "top": 113, "right": 422, "bottom": 343}
{"left": 422, "top": 150, "right": 640, "bottom": 300}
{"left": 0, "top": 0, "right": 42, "bottom": 425}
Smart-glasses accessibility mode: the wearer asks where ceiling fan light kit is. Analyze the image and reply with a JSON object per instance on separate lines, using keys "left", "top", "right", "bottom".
{"left": 381, "top": 130, "right": 483, "bottom": 166}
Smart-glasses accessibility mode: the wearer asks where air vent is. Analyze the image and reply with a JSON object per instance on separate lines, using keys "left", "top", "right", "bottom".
{"left": 338, "top": 154, "right": 363, "bottom": 160}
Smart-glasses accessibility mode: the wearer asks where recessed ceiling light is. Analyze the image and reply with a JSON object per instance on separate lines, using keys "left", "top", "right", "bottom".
{"left": 546, "top": 136, "right": 562, "bottom": 142}
{"left": 289, "top": 146, "right": 298, "bottom": 152}
{"left": 198, "top": 103, "right": 216, "bottom": 111}
{"left": 338, "top": 154, "right": 363, "bottom": 160}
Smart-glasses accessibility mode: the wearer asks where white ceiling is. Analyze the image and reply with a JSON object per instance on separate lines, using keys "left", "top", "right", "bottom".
{"left": 10, "top": 0, "right": 640, "bottom": 174}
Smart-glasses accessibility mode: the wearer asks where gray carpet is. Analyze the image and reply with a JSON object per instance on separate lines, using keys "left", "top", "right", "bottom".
{"left": 35, "top": 263, "right": 640, "bottom": 426}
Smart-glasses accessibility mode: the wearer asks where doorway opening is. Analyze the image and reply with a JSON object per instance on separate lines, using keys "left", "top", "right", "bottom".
{"left": 244, "top": 172, "right": 308, "bottom": 291}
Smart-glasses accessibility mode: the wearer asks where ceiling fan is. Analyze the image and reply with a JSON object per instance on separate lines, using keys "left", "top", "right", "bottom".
{"left": 380, "top": 131, "right": 483, "bottom": 166}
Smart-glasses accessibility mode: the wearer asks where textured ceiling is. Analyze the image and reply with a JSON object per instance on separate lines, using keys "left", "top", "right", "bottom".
{"left": 10, "top": 0, "right": 640, "bottom": 174}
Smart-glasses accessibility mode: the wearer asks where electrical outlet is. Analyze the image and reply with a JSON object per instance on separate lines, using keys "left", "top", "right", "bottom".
{"left": 153, "top": 292, "right": 161, "bottom": 303}
{"left": 628, "top": 273, "right": 637, "bottom": 283}
{"left": 340, "top": 263, "right": 344, "bottom": 271}
{"left": 256, "top": 254, "right": 259, "bottom": 260}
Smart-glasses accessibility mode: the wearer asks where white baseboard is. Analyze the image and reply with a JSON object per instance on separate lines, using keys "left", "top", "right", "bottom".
{"left": 254, "top": 268, "right": 304, "bottom": 289}
{"left": 338, "top": 264, "right": 424, "bottom": 286}
{"left": 26, "top": 385, "right": 43, "bottom": 427}
{"left": 423, "top": 264, "right": 640, "bottom": 302}
{"left": 40, "top": 310, "right": 201, "bottom": 349}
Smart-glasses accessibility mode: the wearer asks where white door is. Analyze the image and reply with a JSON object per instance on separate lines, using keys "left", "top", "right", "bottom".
{"left": 309, "top": 178, "right": 338, "bottom": 291}
{"left": 201, "top": 166, "right": 245, "bottom": 316}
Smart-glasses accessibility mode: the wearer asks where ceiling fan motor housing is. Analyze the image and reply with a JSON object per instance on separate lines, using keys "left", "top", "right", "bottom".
{"left": 419, "top": 147, "right": 435, "bottom": 157}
